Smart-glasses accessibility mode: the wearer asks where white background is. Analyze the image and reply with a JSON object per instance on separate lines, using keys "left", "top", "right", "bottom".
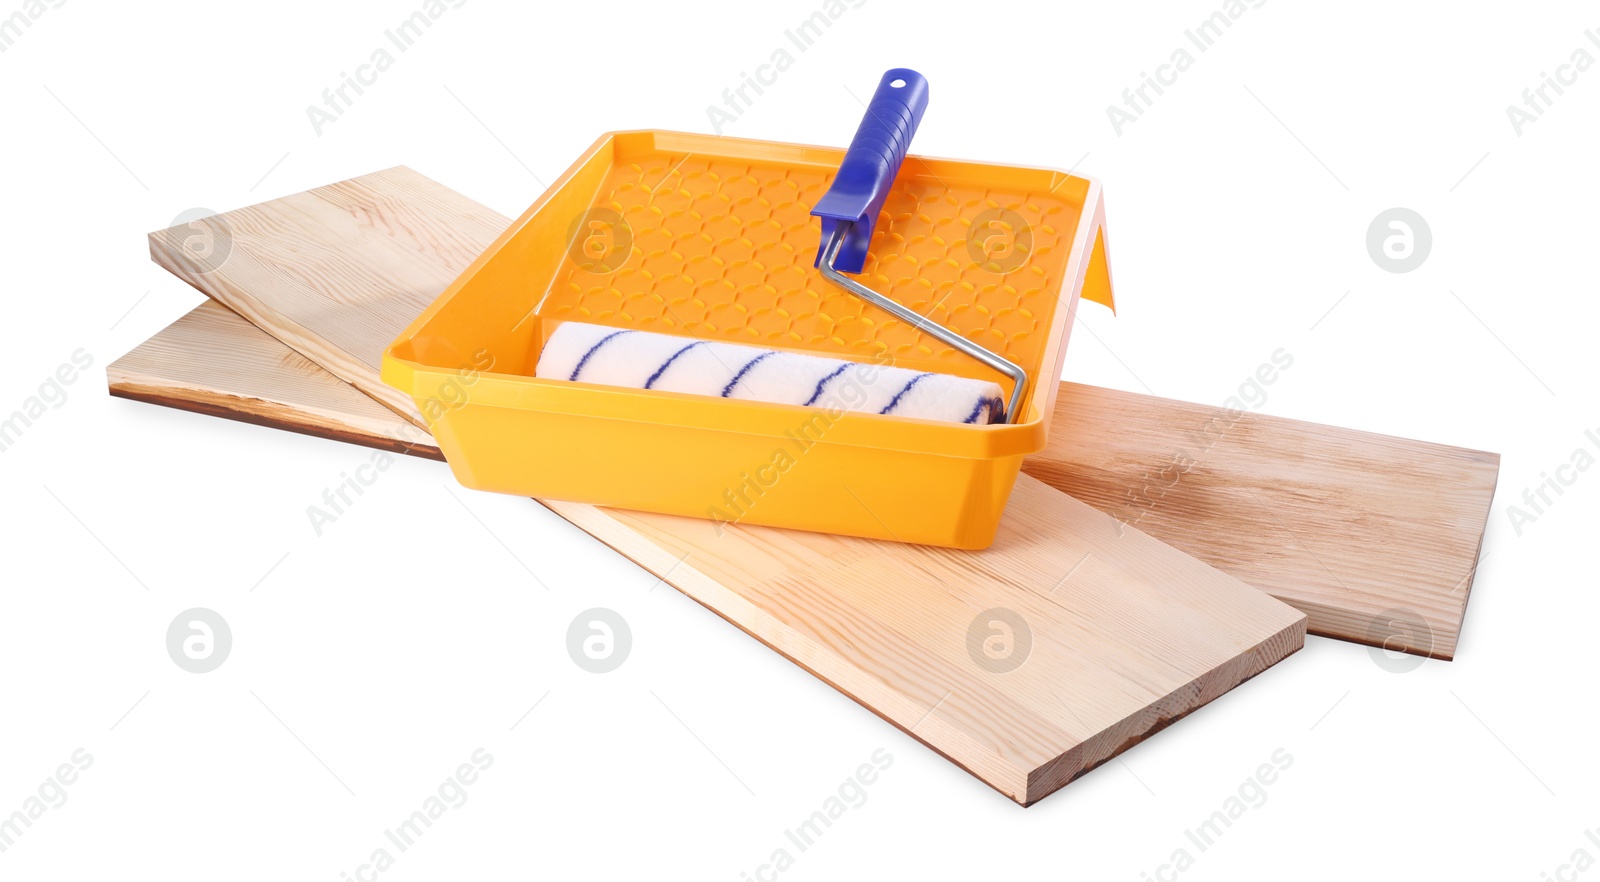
{"left": 2, "top": 0, "right": 1595, "bottom": 879}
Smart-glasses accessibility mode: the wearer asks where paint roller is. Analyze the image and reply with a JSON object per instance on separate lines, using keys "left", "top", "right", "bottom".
{"left": 534, "top": 68, "right": 1028, "bottom": 427}
{"left": 535, "top": 322, "right": 1006, "bottom": 425}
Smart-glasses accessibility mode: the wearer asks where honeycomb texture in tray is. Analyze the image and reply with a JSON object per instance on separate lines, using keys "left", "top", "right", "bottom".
{"left": 542, "top": 150, "right": 1081, "bottom": 376}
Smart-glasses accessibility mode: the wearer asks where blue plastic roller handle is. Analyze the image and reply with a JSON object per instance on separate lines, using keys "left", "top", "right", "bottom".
{"left": 811, "top": 68, "right": 929, "bottom": 274}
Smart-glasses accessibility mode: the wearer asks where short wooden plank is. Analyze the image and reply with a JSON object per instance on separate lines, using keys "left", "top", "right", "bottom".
{"left": 107, "top": 300, "right": 440, "bottom": 459}
{"left": 135, "top": 169, "right": 1307, "bottom": 805}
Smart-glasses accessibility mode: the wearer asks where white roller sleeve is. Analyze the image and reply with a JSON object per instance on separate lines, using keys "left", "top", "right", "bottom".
{"left": 534, "top": 322, "right": 1006, "bottom": 425}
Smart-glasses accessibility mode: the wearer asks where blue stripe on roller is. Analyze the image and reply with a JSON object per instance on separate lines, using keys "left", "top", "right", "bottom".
{"left": 568, "top": 329, "right": 633, "bottom": 382}
{"left": 803, "top": 362, "right": 854, "bottom": 406}
{"left": 879, "top": 372, "right": 934, "bottom": 416}
{"left": 964, "top": 395, "right": 1004, "bottom": 425}
{"left": 721, "top": 351, "right": 776, "bottom": 398}
{"left": 644, "top": 340, "right": 705, "bottom": 389}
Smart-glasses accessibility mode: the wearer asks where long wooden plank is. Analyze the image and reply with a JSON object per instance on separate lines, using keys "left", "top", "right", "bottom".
{"left": 136, "top": 167, "right": 1306, "bottom": 806}
{"left": 110, "top": 300, "right": 1303, "bottom": 806}
{"left": 151, "top": 167, "right": 504, "bottom": 425}
{"left": 149, "top": 167, "right": 1495, "bottom": 657}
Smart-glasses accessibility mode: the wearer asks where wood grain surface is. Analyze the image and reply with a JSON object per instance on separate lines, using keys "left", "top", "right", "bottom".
{"left": 150, "top": 167, "right": 507, "bottom": 424}
{"left": 107, "top": 300, "right": 441, "bottom": 459}
{"left": 1028, "top": 388, "right": 1496, "bottom": 660}
{"left": 131, "top": 167, "right": 1310, "bottom": 805}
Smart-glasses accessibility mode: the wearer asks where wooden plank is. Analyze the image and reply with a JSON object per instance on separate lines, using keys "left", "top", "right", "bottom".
{"left": 135, "top": 168, "right": 1306, "bottom": 806}
{"left": 109, "top": 303, "right": 1303, "bottom": 805}
{"left": 110, "top": 303, "right": 1302, "bottom": 804}
{"left": 107, "top": 300, "right": 441, "bottom": 460}
{"left": 149, "top": 168, "right": 1495, "bottom": 657}
{"left": 149, "top": 167, "right": 507, "bottom": 424}
{"left": 1026, "top": 388, "right": 1496, "bottom": 660}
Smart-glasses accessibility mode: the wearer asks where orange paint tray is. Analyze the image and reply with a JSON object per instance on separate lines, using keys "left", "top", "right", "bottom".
{"left": 382, "top": 129, "right": 1113, "bottom": 548}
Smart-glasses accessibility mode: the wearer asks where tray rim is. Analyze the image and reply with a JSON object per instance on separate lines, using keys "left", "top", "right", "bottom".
{"left": 381, "top": 130, "right": 1107, "bottom": 458}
